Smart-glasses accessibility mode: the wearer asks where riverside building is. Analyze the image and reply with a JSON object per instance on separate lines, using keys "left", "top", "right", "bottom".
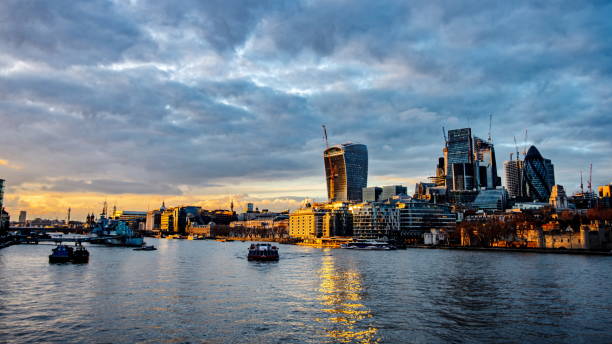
{"left": 350, "top": 198, "right": 456, "bottom": 240}
{"left": 324, "top": 143, "right": 368, "bottom": 202}
{"left": 289, "top": 202, "right": 353, "bottom": 239}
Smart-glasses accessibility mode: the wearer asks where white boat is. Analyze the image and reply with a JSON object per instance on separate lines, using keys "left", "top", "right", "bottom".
{"left": 340, "top": 239, "right": 396, "bottom": 250}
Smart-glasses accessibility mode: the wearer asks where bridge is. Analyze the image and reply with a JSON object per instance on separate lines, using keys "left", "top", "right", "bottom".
{"left": 13, "top": 233, "right": 122, "bottom": 244}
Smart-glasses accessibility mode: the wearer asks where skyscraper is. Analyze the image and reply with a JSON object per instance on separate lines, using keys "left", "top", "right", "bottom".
{"left": 504, "top": 159, "right": 525, "bottom": 199}
{"left": 524, "top": 146, "right": 555, "bottom": 201}
{"left": 324, "top": 143, "right": 368, "bottom": 202}
{"left": 19, "top": 211, "right": 27, "bottom": 223}
{"left": 473, "top": 136, "right": 501, "bottom": 189}
{"left": 446, "top": 128, "right": 475, "bottom": 191}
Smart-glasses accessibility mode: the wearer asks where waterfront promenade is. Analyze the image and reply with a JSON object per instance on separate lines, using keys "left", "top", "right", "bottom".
{"left": 0, "top": 239, "right": 610, "bottom": 343}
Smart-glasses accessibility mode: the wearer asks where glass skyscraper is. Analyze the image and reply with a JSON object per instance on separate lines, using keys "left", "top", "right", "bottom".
{"left": 324, "top": 143, "right": 368, "bottom": 202}
{"left": 446, "top": 128, "right": 475, "bottom": 190}
{"left": 474, "top": 136, "right": 501, "bottom": 189}
{"left": 504, "top": 159, "right": 525, "bottom": 199}
{"left": 524, "top": 146, "right": 555, "bottom": 201}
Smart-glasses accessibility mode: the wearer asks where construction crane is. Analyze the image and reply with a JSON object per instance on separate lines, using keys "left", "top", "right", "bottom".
{"left": 513, "top": 136, "right": 520, "bottom": 161}
{"left": 588, "top": 163, "right": 593, "bottom": 194}
{"left": 442, "top": 126, "right": 447, "bottom": 147}
{"left": 488, "top": 114, "right": 493, "bottom": 142}
{"left": 322, "top": 125, "right": 329, "bottom": 149}
{"left": 522, "top": 129, "right": 528, "bottom": 157}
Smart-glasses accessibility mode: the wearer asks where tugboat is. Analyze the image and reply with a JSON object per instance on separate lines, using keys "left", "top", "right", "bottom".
{"left": 49, "top": 244, "right": 74, "bottom": 263}
{"left": 71, "top": 242, "right": 90, "bottom": 263}
{"left": 247, "top": 243, "right": 279, "bottom": 261}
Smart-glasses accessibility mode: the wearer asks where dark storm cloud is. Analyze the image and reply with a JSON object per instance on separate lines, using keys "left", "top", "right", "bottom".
{"left": 0, "top": 0, "right": 611, "bottom": 196}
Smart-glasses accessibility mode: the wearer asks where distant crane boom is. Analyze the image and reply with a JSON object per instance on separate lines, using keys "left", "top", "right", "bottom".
{"left": 513, "top": 136, "right": 520, "bottom": 161}
{"left": 588, "top": 163, "right": 593, "bottom": 193}
{"left": 522, "top": 129, "right": 528, "bottom": 156}
{"left": 442, "top": 126, "right": 447, "bottom": 147}
{"left": 322, "top": 125, "right": 329, "bottom": 149}
{"left": 488, "top": 114, "right": 492, "bottom": 142}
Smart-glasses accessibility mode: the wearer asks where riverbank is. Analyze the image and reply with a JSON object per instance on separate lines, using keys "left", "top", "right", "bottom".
{"left": 407, "top": 245, "right": 612, "bottom": 256}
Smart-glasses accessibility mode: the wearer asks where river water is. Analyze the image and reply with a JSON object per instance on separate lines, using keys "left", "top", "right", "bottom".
{"left": 0, "top": 239, "right": 610, "bottom": 343}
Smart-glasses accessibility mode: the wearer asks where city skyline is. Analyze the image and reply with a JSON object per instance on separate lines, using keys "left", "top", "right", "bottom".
{"left": 1, "top": 1, "right": 611, "bottom": 218}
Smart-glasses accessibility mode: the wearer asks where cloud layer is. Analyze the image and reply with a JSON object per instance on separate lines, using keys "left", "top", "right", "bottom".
{"left": 1, "top": 0, "right": 611, "bottom": 218}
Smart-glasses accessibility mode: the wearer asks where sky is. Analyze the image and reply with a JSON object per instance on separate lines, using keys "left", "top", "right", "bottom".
{"left": 1, "top": 0, "right": 611, "bottom": 220}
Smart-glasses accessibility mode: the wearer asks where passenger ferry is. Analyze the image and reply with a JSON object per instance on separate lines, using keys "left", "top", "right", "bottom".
{"left": 340, "top": 239, "right": 396, "bottom": 250}
{"left": 247, "top": 243, "right": 279, "bottom": 261}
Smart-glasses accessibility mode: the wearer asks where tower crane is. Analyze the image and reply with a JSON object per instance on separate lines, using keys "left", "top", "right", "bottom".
{"left": 442, "top": 126, "right": 447, "bottom": 147}
{"left": 488, "top": 114, "right": 493, "bottom": 142}
{"left": 588, "top": 163, "right": 593, "bottom": 194}
{"left": 322, "top": 125, "right": 329, "bottom": 149}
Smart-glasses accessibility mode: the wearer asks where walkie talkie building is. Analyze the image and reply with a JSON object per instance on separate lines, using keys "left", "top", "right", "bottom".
{"left": 324, "top": 143, "right": 368, "bottom": 202}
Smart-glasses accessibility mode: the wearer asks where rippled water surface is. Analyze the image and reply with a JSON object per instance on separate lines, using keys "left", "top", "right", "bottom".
{"left": 0, "top": 239, "right": 610, "bottom": 343}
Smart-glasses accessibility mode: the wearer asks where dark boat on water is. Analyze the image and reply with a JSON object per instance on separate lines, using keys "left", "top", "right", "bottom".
{"left": 133, "top": 245, "right": 157, "bottom": 251}
{"left": 247, "top": 243, "right": 279, "bottom": 261}
{"left": 49, "top": 244, "right": 73, "bottom": 263}
{"left": 72, "top": 242, "right": 90, "bottom": 263}
{"left": 49, "top": 242, "right": 90, "bottom": 263}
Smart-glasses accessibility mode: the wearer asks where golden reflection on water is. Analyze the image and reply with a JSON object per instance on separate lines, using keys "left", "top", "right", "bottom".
{"left": 317, "top": 253, "right": 379, "bottom": 343}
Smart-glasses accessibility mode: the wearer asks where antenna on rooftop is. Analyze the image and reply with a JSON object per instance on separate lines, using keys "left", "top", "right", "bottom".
{"left": 322, "top": 125, "right": 329, "bottom": 149}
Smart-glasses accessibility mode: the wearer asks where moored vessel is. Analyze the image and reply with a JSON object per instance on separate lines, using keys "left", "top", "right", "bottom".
{"left": 340, "top": 239, "right": 396, "bottom": 250}
{"left": 247, "top": 243, "right": 279, "bottom": 261}
{"left": 49, "top": 244, "right": 74, "bottom": 263}
{"left": 71, "top": 242, "right": 90, "bottom": 263}
{"left": 133, "top": 245, "right": 157, "bottom": 251}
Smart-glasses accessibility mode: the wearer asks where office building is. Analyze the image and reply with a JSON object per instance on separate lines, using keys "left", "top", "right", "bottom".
{"left": 473, "top": 137, "right": 501, "bottom": 189}
{"left": 289, "top": 202, "right": 352, "bottom": 239}
{"left": 18, "top": 211, "right": 27, "bottom": 223}
{"left": 350, "top": 199, "right": 456, "bottom": 240}
{"left": 145, "top": 210, "right": 162, "bottom": 231}
{"left": 446, "top": 128, "right": 474, "bottom": 190}
{"left": 504, "top": 159, "right": 525, "bottom": 199}
{"left": 289, "top": 206, "right": 327, "bottom": 239}
{"left": 599, "top": 184, "right": 612, "bottom": 198}
{"left": 524, "top": 146, "right": 555, "bottom": 202}
{"left": 324, "top": 143, "right": 368, "bottom": 202}
{"left": 112, "top": 210, "right": 147, "bottom": 221}
{"left": 350, "top": 202, "right": 399, "bottom": 239}
{"left": 380, "top": 185, "right": 408, "bottom": 201}
{"left": 549, "top": 185, "right": 568, "bottom": 209}
{"left": 362, "top": 187, "right": 382, "bottom": 202}
{"left": 471, "top": 188, "right": 509, "bottom": 211}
